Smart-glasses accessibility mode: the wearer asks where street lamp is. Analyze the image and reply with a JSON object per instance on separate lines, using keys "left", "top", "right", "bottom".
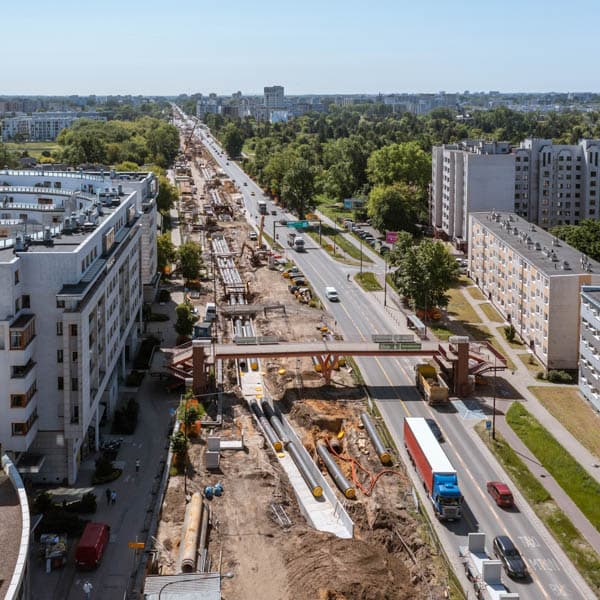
{"left": 359, "top": 236, "right": 363, "bottom": 275}
{"left": 492, "top": 353, "right": 497, "bottom": 440}
{"left": 384, "top": 257, "right": 388, "bottom": 307}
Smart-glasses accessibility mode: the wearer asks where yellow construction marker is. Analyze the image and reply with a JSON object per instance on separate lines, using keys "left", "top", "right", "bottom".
{"left": 337, "top": 429, "right": 345, "bottom": 439}
{"left": 278, "top": 368, "right": 286, "bottom": 375}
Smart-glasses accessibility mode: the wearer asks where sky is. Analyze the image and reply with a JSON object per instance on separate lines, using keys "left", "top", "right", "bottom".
{"left": 3, "top": 0, "right": 600, "bottom": 96}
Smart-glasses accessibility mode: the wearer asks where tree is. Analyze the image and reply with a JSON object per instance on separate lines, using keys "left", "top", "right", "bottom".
{"left": 174, "top": 303, "right": 197, "bottom": 337}
{"left": 551, "top": 220, "right": 600, "bottom": 262}
{"left": 146, "top": 123, "right": 179, "bottom": 167}
{"left": 366, "top": 141, "right": 431, "bottom": 189}
{"left": 281, "top": 159, "right": 315, "bottom": 217}
{"left": 157, "top": 234, "right": 176, "bottom": 272}
{"left": 394, "top": 240, "right": 459, "bottom": 314}
{"left": 177, "top": 241, "right": 203, "bottom": 282}
{"left": 221, "top": 123, "right": 245, "bottom": 158}
{"left": 157, "top": 175, "right": 178, "bottom": 213}
{"left": 388, "top": 231, "right": 414, "bottom": 266}
{"left": 367, "top": 183, "right": 423, "bottom": 233}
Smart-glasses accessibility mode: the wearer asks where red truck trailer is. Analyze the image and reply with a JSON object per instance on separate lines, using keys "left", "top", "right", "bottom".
{"left": 75, "top": 522, "right": 110, "bottom": 569}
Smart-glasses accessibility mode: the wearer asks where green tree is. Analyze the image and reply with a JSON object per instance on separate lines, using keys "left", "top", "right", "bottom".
{"left": 157, "top": 234, "right": 176, "bottom": 272}
{"left": 174, "top": 303, "right": 197, "bottom": 337}
{"left": 394, "top": 240, "right": 459, "bottom": 313}
{"left": 157, "top": 175, "right": 179, "bottom": 213}
{"left": 146, "top": 123, "right": 180, "bottom": 167}
{"left": 170, "top": 431, "right": 188, "bottom": 456}
{"left": 281, "top": 159, "right": 315, "bottom": 217}
{"left": 177, "top": 241, "right": 203, "bottom": 282}
{"left": 388, "top": 231, "right": 414, "bottom": 265}
{"left": 0, "top": 143, "right": 19, "bottom": 168}
{"left": 221, "top": 123, "right": 245, "bottom": 158}
{"left": 551, "top": 220, "right": 600, "bottom": 262}
{"left": 366, "top": 141, "right": 431, "bottom": 189}
{"left": 367, "top": 183, "right": 423, "bottom": 233}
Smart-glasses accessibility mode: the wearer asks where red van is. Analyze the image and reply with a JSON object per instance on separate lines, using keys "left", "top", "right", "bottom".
{"left": 486, "top": 481, "right": 514, "bottom": 508}
{"left": 75, "top": 522, "right": 110, "bottom": 569}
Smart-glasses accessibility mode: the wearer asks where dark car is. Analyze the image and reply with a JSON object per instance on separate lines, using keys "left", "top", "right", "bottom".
{"left": 425, "top": 418, "right": 443, "bottom": 442}
{"left": 487, "top": 481, "right": 514, "bottom": 508}
{"left": 493, "top": 535, "right": 527, "bottom": 578}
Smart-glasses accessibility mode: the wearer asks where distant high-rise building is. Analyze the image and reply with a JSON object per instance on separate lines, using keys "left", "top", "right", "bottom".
{"left": 264, "top": 85, "right": 285, "bottom": 110}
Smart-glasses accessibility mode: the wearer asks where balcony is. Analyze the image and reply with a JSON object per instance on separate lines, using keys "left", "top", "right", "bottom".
{"left": 10, "top": 359, "right": 36, "bottom": 379}
{"left": 9, "top": 314, "right": 36, "bottom": 351}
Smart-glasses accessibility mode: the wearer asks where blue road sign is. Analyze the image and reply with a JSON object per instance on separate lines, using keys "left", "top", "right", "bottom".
{"left": 287, "top": 220, "right": 309, "bottom": 229}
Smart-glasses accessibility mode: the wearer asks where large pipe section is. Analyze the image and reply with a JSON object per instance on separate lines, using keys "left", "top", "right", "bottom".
{"left": 261, "top": 401, "right": 290, "bottom": 447}
{"left": 316, "top": 442, "right": 356, "bottom": 499}
{"left": 287, "top": 442, "right": 323, "bottom": 498}
{"left": 361, "top": 413, "right": 391, "bottom": 464}
{"left": 249, "top": 400, "right": 283, "bottom": 451}
{"left": 197, "top": 500, "right": 210, "bottom": 572}
{"left": 178, "top": 492, "right": 202, "bottom": 573}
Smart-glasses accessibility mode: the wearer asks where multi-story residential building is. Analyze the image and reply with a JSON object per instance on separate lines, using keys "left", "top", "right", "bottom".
{"left": 1, "top": 112, "right": 106, "bottom": 142}
{"left": 195, "top": 96, "right": 220, "bottom": 119}
{"left": 432, "top": 138, "right": 600, "bottom": 248}
{"left": 431, "top": 141, "right": 515, "bottom": 249}
{"left": 468, "top": 211, "right": 600, "bottom": 370}
{"left": 264, "top": 85, "right": 285, "bottom": 110}
{"left": 0, "top": 169, "right": 158, "bottom": 484}
{"left": 579, "top": 286, "right": 600, "bottom": 412}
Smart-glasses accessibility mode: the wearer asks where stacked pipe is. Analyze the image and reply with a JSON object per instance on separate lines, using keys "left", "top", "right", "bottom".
{"left": 361, "top": 413, "right": 392, "bottom": 464}
{"left": 287, "top": 442, "right": 323, "bottom": 498}
{"left": 249, "top": 400, "right": 283, "bottom": 451}
{"left": 261, "top": 401, "right": 290, "bottom": 447}
{"left": 178, "top": 492, "right": 202, "bottom": 573}
{"left": 316, "top": 442, "right": 356, "bottom": 499}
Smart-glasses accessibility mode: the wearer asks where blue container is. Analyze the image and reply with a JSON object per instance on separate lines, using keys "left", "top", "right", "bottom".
{"left": 214, "top": 482, "right": 223, "bottom": 497}
{"left": 204, "top": 486, "right": 214, "bottom": 499}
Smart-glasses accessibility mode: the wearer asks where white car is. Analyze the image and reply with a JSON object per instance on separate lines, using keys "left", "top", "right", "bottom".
{"left": 325, "top": 286, "right": 339, "bottom": 302}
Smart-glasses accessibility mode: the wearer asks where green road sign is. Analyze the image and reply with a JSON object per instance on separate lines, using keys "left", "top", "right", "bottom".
{"left": 287, "top": 220, "right": 309, "bottom": 229}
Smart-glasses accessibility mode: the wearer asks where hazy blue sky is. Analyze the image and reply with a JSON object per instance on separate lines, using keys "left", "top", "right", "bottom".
{"left": 3, "top": 0, "right": 599, "bottom": 95}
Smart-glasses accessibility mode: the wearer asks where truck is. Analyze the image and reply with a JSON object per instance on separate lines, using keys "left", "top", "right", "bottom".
{"left": 257, "top": 200, "right": 268, "bottom": 215}
{"left": 286, "top": 231, "right": 305, "bottom": 252}
{"left": 414, "top": 363, "right": 449, "bottom": 405}
{"left": 404, "top": 417, "right": 462, "bottom": 520}
{"left": 75, "top": 522, "right": 110, "bottom": 569}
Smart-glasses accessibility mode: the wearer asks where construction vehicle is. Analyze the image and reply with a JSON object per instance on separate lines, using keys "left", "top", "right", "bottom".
{"left": 404, "top": 417, "right": 462, "bottom": 520}
{"left": 258, "top": 200, "right": 268, "bottom": 215}
{"left": 414, "top": 363, "right": 449, "bottom": 405}
{"left": 287, "top": 231, "right": 305, "bottom": 252}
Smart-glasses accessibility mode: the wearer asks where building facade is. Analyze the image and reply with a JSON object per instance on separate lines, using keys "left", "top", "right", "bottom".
{"left": 579, "top": 286, "right": 600, "bottom": 412}
{"left": 264, "top": 85, "right": 285, "bottom": 110}
{"left": 1, "top": 112, "right": 106, "bottom": 141}
{"left": 0, "top": 169, "right": 157, "bottom": 484}
{"left": 468, "top": 211, "right": 600, "bottom": 370}
{"left": 432, "top": 138, "right": 600, "bottom": 247}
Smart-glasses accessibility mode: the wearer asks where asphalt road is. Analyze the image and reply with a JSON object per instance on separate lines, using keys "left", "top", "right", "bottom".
{"left": 175, "top": 107, "right": 595, "bottom": 600}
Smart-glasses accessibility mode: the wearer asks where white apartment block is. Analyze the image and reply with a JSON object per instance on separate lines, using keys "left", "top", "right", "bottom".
{"left": 432, "top": 138, "right": 600, "bottom": 248}
{"left": 264, "top": 85, "right": 285, "bottom": 110}
{"left": 1, "top": 112, "right": 106, "bottom": 141}
{"left": 579, "top": 286, "right": 600, "bottom": 412}
{"left": 431, "top": 141, "right": 515, "bottom": 249}
{"left": 468, "top": 211, "right": 600, "bottom": 371}
{"left": 0, "top": 168, "right": 158, "bottom": 484}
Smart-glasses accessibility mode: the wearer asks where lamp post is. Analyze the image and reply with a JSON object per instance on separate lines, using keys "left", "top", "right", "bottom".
{"left": 359, "top": 236, "right": 363, "bottom": 275}
{"left": 492, "top": 353, "right": 497, "bottom": 440}
{"left": 384, "top": 257, "right": 388, "bottom": 307}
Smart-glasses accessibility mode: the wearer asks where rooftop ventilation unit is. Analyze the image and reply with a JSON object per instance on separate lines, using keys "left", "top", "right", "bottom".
{"left": 552, "top": 237, "right": 561, "bottom": 246}
{"left": 562, "top": 261, "right": 571, "bottom": 270}
{"left": 513, "top": 227, "right": 519, "bottom": 235}
{"left": 550, "top": 251, "right": 559, "bottom": 262}
{"left": 535, "top": 242, "right": 542, "bottom": 251}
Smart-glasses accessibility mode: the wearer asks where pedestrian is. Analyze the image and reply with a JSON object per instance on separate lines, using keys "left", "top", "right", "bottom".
{"left": 135, "top": 459, "right": 140, "bottom": 473}
{"left": 347, "top": 273, "right": 350, "bottom": 281}
{"left": 105, "top": 488, "right": 111, "bottom": 505}
{"left": 83, "top": 580, "right": 93, "bottom": 599}
{"left": 111, "top": 490, "right": 117, "bottom": 505}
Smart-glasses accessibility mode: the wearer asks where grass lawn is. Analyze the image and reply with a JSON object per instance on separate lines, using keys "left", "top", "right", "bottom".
{"left": 476, "top": 422, "right": 600, "bottom": 595}
{"left": 507, "top": 402, "right": 600, "bottom": 532}
{"left": 306, "top": 224, "right": 372, "bottom": 263}
{"left": 495, "top": 326, "right": 526, "bottom": 349}
{"left": 315, "top": 201, "right": 354, "bottom": 224}
{"left": 517, "top": 353, "right": 543, "bottom": 375}
{"left": 466, "top": 286, "right": 486, "bottom": 300}
{"left": 528, "top": 386, "right": 600, "bottom": 459}
{"left": 355, "top": 272, "right": 382, "bottom": 291}
{"left": 446, "top": 288, "right": 481, "bottom": 323}
{"left": 5, "top": 141, "right": 60, "bottom": 158}
{"left": 479, "top": 303, "right": 504, "bottom": 322}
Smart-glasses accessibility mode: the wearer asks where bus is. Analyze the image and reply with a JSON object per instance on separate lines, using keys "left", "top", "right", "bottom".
{"left": 258, "top": 200, "right": 268, "bottom": 215}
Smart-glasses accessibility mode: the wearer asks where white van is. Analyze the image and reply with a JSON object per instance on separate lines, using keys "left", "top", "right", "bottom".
{"left": 325, "top": 287, "right": 339, "bottom": 302}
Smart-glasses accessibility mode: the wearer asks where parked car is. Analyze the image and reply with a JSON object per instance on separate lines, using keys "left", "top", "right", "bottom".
{"left": 486, "top": 481, "right": 514, "bottom": 508}
{"left": 425, "top": 418, "right": 444, "bottom": 442}
{"left": 325, "top": 286, "right": 340, "bottom": 301}
{"left": 493, "top": 535, "right": 527, "bottom": 578}
{"left": 75, "top": 522, "right": 110, "bottom": 569}
{"left": 249, "top": 231, "right": 258, "bottom": 241}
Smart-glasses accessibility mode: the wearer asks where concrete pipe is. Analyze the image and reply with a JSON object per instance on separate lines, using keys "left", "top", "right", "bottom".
{"left": 316, "top": 442, "right": 356, "bottom": 499}
{"left": 361, "top": 412, "right": 391, "bottom": 464}
{"left": 261, "top": 401, "right": 290, "bottom": 447}
{"left": 287, "top": 442, "right": 323, "bottom": 498}
{"left": 250, "top": 401, "right": 283, "bottom": 451}
{"left": 178, "top": 492, "right": 202, "bottom": 573}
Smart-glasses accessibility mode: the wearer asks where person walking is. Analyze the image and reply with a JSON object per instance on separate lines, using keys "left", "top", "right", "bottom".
{"left": 111, "top": 490, "right": 117, "bottom": 505}
{"left": 105, "top": 488, "right": 111, "bottom": 505}
{"left": 135, "top": 459, "right": 140, "bottom": 473}
{"left": 83, "top": 580, "right": 93, "bottom": 599}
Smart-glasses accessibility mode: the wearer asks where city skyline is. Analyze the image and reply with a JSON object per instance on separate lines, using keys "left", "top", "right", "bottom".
{"left": 3, "top": 0, "right": 600, "bottom": 95}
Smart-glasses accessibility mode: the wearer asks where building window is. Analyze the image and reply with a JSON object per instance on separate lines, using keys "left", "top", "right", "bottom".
{"left": 71, "top": 377, "right": 79, "bottom": 391}
{"left": 72, "top": 351, "right": 78, "bottom": 362}
{"left": 70, "top": 324, "right": 78, "bottom": 336}
{"left": 56, "top": 299, "right": 65, "bottom": 309}
{"left": 57, "top": 349, "right": 63, "bottom": 363}
{"left": 22, "top": 295, "right": 30, "bottom": 309}
{"left": 11, "top": 409, "right": 38, "bottom": 436}
{"left": 10, "top": 381, "right": 37, "bottom": 408}
{"left": 57, "top": 376, "right": 64, "bottom": 390}
{"left": 14, "top": 270, "right": 19, "bottom": 284}
{"left": 57, "top": 322, "right": 63, "bottom": 336}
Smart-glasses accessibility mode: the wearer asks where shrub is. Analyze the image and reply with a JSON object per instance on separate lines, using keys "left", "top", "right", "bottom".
{"left": 65, "top": 492, "right": 97, "bottom": 514}
{"left": 547, "top": 370, "right": 574, "bottom": 384}
{"left": 37, "top": 510, "right": 88, "bottom": 538}
{"left": 170, "top": 431, "right": 187, "bottom": 456}
{"left": 536, "top": 371, "right": 545, "bottom": 380}
{"left": 32, "top": 491, "right": 54, "bottom": 514}
{"left": 94, "top": 456, "right": 114, "bottom": 480}
{"left": 504, "top": 324, "right": 516, "bottom": 343}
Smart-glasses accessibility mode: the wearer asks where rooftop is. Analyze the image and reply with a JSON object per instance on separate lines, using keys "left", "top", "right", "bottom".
{"left": 471, "top": 211, "right": 600, "bottom": 276}
{"left": 581, "top": 286, "right": 600, "bottom": 306}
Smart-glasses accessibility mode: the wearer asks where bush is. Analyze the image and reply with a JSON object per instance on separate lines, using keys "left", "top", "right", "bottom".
{"left": 536, "top": 371, "right": 545, "bottom": 380}
{"left": 94, "top": 456, "right": 114, "bottom": 479}
{"left": 65, "top": 492, "right": 97, "bottom": 514}
{"left": 547, "top": 370, "right": 574, "bottom": 384}
{"left": 32, "top": 491, "right": 54, "bottom": 514}
{"left": 112, "top": 398, "right": 139, "bottom": 434}
{"left": 37, "top": 510, "right": 88, "bottom": 538}
{"left": 504, "top": 324, "right": 516, "bottom": 343}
